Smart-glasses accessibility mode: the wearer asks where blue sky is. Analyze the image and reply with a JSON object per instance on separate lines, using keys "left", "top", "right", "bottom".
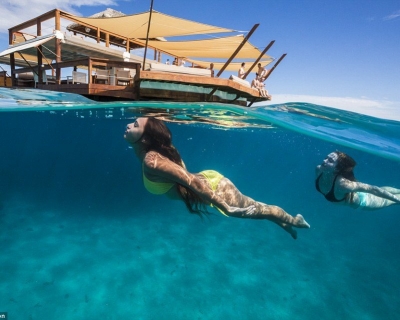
{"left": 0, "top": 0, "right": 399, "bottom": 120}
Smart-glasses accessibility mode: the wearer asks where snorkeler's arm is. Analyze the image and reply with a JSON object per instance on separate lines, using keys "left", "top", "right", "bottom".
{"left": 144, "top": 152, "right": 255, "bottom": 214}
{"left": 339, "top": 179, "right": 400, "bottom": 203}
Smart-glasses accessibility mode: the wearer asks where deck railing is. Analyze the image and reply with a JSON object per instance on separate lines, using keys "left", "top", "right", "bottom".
{"left": 11, "top": 57, "right": 141, "bottom": 86}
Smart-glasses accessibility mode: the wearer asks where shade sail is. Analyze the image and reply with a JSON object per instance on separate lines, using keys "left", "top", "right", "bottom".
{"left": 64, "top": 11, "right": 235, "bottom": 39}
{"left": 0, "top": 34, "right": 56, "bottom": 57}
{"left": 62, "top": 10, "right": 273, "bottom": 72}
{"left": 139, "top": 35, "right": 272, "bottom": 60}
{"left": 186, "top": 58, "right": 273, "bottom": 73}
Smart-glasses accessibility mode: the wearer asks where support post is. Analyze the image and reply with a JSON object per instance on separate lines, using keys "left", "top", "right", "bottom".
{"left": 247, "top": 97, "right": 257, "bottom": 107}
{"left": 142, "top": 0, "right": 154, "bottom": 71}
{"left": 88, "top": 57, "right": 92, "bottom": 84}
{"left": 37, "top": 18, "right": 43, "bottom": 84}
{"left": 126, "top": 38, "right": 130, "bottom": 51}
{"left": 9, "top": 30, "right": 16, "bottom": 86}
{"left": 55, "top": 9, "right": 61, "bottom": 83}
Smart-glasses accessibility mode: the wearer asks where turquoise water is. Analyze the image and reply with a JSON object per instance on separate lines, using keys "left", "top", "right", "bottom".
{"left": 0, "top": 88, "right": 399, "bottom": 319}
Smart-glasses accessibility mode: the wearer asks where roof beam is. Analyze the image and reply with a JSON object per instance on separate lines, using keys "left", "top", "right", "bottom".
{"left": 243, "top": 40, "right": 275, "bottom": 79}
{"left": 9, "top": 9, "right": 57, "bottom": 33}
{"left": 215, "top": 23, "right": 259, "bottom": 78}
{"left": 263, "top": 53, "right": 286, "bottom": 81}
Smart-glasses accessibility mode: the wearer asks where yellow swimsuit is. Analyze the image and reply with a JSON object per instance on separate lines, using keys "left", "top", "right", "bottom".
{"left": 142, "top": 167, "right": 228, "bottom": 216}
{"left": 199, "top": 170, "right": 228, "bottom": 217}
{"left": 143, "top": 172, "right": 175, "bottom": 195}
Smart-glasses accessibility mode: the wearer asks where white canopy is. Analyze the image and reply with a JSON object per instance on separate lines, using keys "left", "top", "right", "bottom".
{"left": 0, "top": 33, "right": 56, "bottom": 57}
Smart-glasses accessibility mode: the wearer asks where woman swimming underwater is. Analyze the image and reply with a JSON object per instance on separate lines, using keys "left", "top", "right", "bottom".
{"left": 316, "top": 151, "right": 400, "bottom": 210}
{"left": 124, "top": 117, "right": 310, "bottom": 239}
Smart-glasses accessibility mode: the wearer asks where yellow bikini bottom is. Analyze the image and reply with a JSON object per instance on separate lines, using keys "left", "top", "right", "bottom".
{"left": 199, "top": 170, "right": 228, "bottom": 217}
{"left": 143, "top": 168, "right": 228, "bottom": 217}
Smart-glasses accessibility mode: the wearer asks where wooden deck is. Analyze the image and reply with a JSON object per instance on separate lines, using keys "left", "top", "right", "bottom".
{"left": 37, "top": 83, "right": 138, "bottom": 100}
{"left": 9, "top": 58, "right": 268, "bottom": 106}
{"left": 139, "top": 70, "right": 259, "bottom": 96}
{"left": 137, "top": 71, "right": 265, "bottom": 105}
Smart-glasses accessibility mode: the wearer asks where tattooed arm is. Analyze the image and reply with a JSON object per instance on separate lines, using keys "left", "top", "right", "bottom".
{"left": 338, "top": 178, "right": 400, "bottom": 203}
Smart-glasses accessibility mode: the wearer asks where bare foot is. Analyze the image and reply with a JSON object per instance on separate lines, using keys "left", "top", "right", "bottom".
{"left": 281, "top": 223, "right": 297, "bottom": 239}
{"left": 295, "top": 214, "right": 310, "bottom": 228}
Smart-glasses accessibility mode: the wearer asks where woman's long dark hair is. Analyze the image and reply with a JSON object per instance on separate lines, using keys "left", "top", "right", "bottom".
{"left": 334, "top": 151, "right": 357, "bottom": 203}
{"left": 141, "top": 117, "right": 208, "bottom": 215}
{"left": 335, "top": 151, "right": 357, "bottom": 181}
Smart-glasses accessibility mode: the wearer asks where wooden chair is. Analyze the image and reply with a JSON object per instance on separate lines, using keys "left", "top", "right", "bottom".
{"left": 45, "top": 74, "right": 57, "bottom": 85}
{"left": 33, "top": 70, "right": 57, "bottom": 87}
{"left": 94, "top": 69, "right": 110, "bottom": 84}
{"left": 67, "top": 71, "right": 87, "bottom": 84}
{"left": 116, "top": 70, "right": 132, "bottom": 86}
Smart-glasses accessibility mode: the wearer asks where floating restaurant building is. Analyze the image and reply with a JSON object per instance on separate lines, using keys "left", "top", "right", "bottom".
{"left": 0, "top": 8, "right": 286, "bottom": 106}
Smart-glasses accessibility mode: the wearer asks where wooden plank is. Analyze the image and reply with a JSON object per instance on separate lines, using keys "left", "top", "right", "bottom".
{"left": 0, "top": 77, "right": 12, "bottom": 87}
{"left": 36, "top": 83, "right": 137, "bottom": 100}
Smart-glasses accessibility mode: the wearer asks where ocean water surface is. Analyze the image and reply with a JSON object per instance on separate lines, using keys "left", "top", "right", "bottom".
{"left": 0, "top": 88, "right": 399, "bottom": 319}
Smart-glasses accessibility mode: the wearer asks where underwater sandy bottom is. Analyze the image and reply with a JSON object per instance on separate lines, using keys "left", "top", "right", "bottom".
{"left": 1, "top": 196, "right": 400, "bottom": 320}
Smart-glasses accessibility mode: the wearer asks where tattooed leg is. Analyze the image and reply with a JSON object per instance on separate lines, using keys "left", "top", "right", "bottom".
{"left": 381, "top": 187, "right": 400, "bottom": 195}
{"left": 215, "top": 178, "right": 310, "bottom": 238}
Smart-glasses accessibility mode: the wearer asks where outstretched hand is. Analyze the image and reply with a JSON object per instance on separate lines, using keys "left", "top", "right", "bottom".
{"left": 226, "top": 205, "right": 256, "bottom": 216}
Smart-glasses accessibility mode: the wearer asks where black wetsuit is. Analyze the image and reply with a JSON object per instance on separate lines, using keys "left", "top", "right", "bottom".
{"left": 315, "top": 174, "right": 347, "bottom": 202}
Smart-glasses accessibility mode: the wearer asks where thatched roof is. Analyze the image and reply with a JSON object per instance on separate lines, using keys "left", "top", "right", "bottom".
{"left": 67, "top": 8, "right": 154, "bottom": 50}
{"left": 87, "top": 8, "right": 126, "bottom": 18}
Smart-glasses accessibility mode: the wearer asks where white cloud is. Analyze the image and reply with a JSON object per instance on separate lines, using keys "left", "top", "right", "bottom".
{"left": 0, "top": 0, "right": 117, "bottom": 34}
{"left": 260, "top": 94, "right": 400, "bottom": 121}
{"left": 384, "top": 10, "right": 400, "bottom": 21}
